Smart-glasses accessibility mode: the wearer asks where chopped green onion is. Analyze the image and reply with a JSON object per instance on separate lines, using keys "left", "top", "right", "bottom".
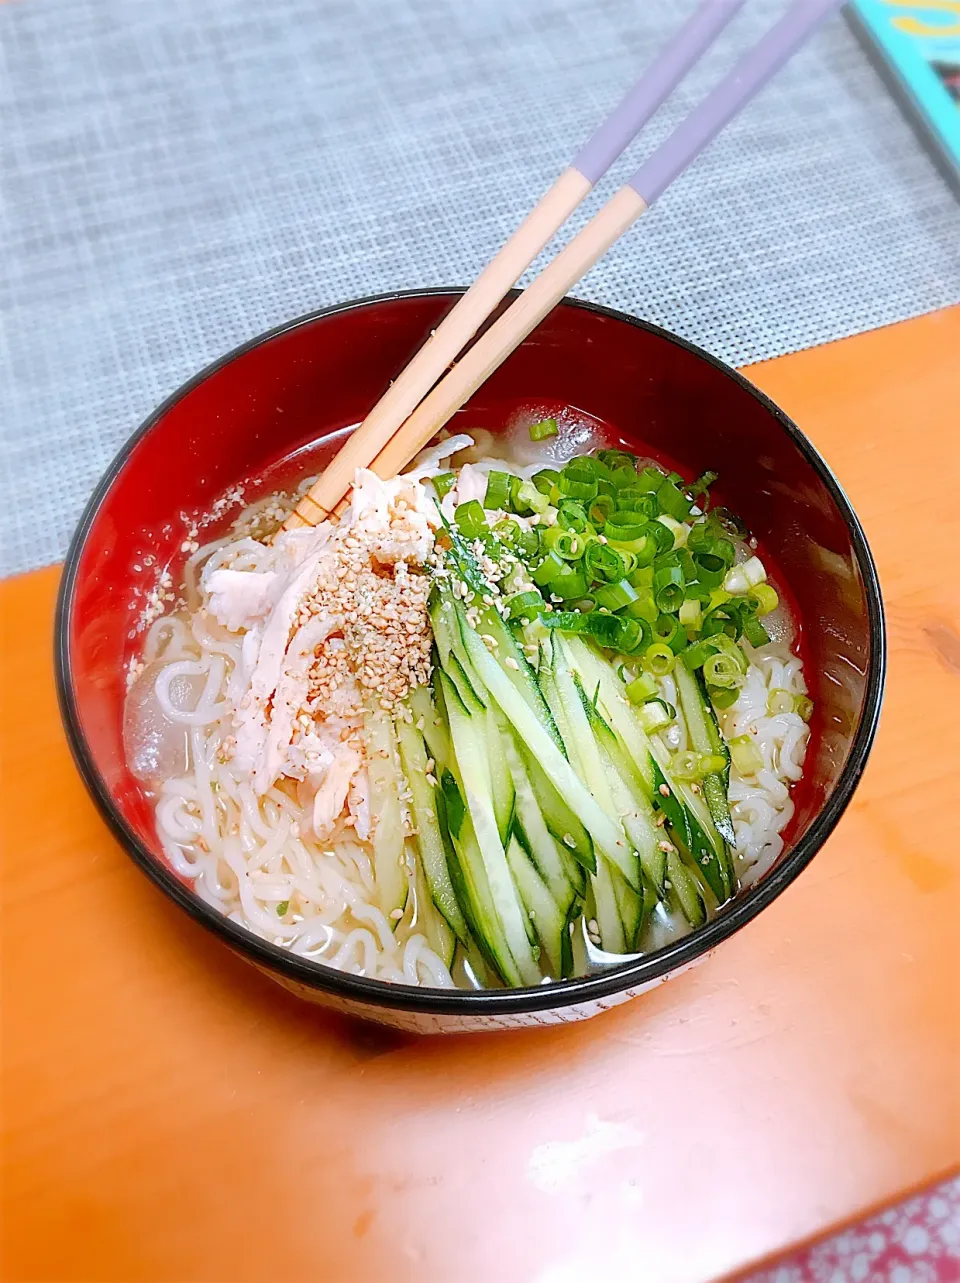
{"left": 597, "top": 449, "right": 636, "bottom": 472}
{"left": 584, "top": 540, "right": 625, "bottom": 583}
{"left": 698, "top": 752, "right": 727, "bottom": 775}
{"left": 708, "top": 685, "right": 740, "bottom": 710}
{"left": 540, "top": 610, "right": 588, "bottom": 633}
{"left": 533, "top": 552, "right": 588, "bottom": 600}
{"left": 514, "top": 526, "right": 541, "bottom": 560}
{"left": 678, "top": 597, "right": 702, "bottom": 631}
{"left": 795, "top": 695, "right": 814, "bottom": 722}
{"left": 455, "top": 500, "right": 487, "bottom": 538}
{"left": 589, "top": 493, "right": 615, "bottom": 525}
{"left": 729, "top": 734, "right": 762, "bottom": 776}
{"left": 638, "top": 699, "right": 675, "bottom": 732}
{"left": 690, "top": 469, "right": 719, "bottom": 501}
{"left": 532, "top": 468, "right": 561, "bottom": 498}
{"left": 637, "top": 466, "right": 666, "bottom": 494}
{"left": 688, "top": 528, "right": 736, "bottom": 563}
{"left": 603, "top": 515, "right": 646, "bottom": 542}
{"left": 432, "top": 472, "right": 456, "bottom": 500}
{"left": 483, "top": 470, "right": 512, "bottom": 510}
{"left": 689, "top": 557, "right": 723, "bottom": 590}
{"left": 741, "top": 613, "right": 771, "bottom": 647}
{"left": 652, "top": 614, "right": 682, "bottom": 651}
{"left": 609, "top": 531, "right": 658, "bottom": 566}
{"left": 511, "top": 478, "right": 550, "bottom": 515}
{"left": 553, "top": 571, "right": 590, "bottom": 600}
{"left": 670, "top": 750, "right": 728, "bottom": 782}
{"left": 653, "top": 564, "right": 685, "bottom": 614}
{"left": 704, "top": 650, "right": 747, "bottom": 690}
{"left": 625, "top": 672, "right": 659, "bottom": 705}
{"left": 701, "top": 604, "right": 743, "bottom": 641}
{"left": 541, "top": 609, "right": 637, "bottom": 653}
{"left": 533, "top": 550, "right": 565, "bottom": 587}
{"left": 670, "top": 750, "right": 702, "bottom": 781}
{"left": 658, "top": 515, "right": 688, "bottom": 548}
{"left": 563, "top": 456, "right": 600, "bottom": 479}
{"left": 506, "top": 589, "right": 545, "bottom": 620}
{"left": 681, "top": 637, "right": 723, "bottom": 671}
{"left": 492, "top": 517, "right": 521, "bottom": 546}
{"left": 724, "top": 556, "right": 767, "bottom": 595}
{"left": 656, "top": 478, "right": 694, "bottom": 522}
{"left": 543, "top": 526, "right": 585, "bottom": 561}
{"left": 623, "top": 591, "right": 658, "bottom": 625}
{"left": 751, "top": 583, "right": 780, "bottom": 615}
{"left": 642, "top": 641, "right": 675, "bottom": 676}
{"left": 557, "top": 501, "right": 590, "bottom": 533}
{"left": 558, "top": 475, "right": 597, "bottom": 502}
{"left": 767, "top": 689, "right": 795, "bottom": 715}
{"left": 611, "top": 487, "right": 654, "bottom": 510}
{"left": 610, "top": 465, "right": 639, "bottom": 490}
{"left": 609, "top": 616, "right": 643, "bottom": 653}
{"left": 627, "top": 564, "right": 654, "bottom": 588}
{"left": 529, "top": 417, "right": 558, "bottom": 441}
{"left": 650, "top": 521, "right": 675, "bottom": 555}
{"left": 276, "top": 900, "right": 289, "bottom": 917}
{"left": 594, "top": 579, "right": 639, "bottom": 612}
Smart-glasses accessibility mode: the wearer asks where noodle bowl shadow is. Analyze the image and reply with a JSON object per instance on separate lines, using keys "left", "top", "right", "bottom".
{"left": 56, "top": 290, "right": 885, "bottom": 1034}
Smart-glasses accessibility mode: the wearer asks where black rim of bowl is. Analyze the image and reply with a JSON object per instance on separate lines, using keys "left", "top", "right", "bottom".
{"left": 55, "top": 288, "right": 886, "bottom": 1017}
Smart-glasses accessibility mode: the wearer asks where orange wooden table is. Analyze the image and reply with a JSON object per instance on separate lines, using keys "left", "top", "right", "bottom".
{"left": 2, "top": 309, "right": 959, "bottom": 1283}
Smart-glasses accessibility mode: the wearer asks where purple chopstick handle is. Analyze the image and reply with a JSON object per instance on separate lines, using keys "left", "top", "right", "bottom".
{"left": 571, "top": 0, "right": 746, "bottom": 185}
{"left": 629, "top": 0, "right": 844, "bottom": 205}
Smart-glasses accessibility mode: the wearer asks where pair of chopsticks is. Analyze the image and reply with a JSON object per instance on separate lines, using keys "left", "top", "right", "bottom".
{"left": 286, "top": 0, "right": 842, "bottom": 530}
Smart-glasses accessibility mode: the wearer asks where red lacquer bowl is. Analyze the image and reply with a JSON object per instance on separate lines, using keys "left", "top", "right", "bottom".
{"left": 55, "top": 291, "right": 885, "bottom": 1033}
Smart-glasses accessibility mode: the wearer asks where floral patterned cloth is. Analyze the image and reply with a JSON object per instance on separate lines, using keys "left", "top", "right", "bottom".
{"left": 748, "top": 1177, "right": 960, "bottom": 1283}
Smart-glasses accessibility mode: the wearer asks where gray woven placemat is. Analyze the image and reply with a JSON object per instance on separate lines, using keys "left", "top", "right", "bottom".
{"left": 2, "top": 0, "right": 958, "bottom": 577}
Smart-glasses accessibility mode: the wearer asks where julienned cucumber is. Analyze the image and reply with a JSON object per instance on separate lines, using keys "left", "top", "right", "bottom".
{"left": 363, "top": 706, "right": 409, "bottom": 923}
{"left": 429, "top": 595, "right": 486, "bottom": 710}
{"left": 460, "top": 597, "right": 563, "bottom": 751}
{"left": 438, "top": 670, "right": 541, "bottom": 987}
{"left": 573, "top": 674, "right": 666, "bottom": 896}
{"left": 673, "top": 663, "right": 736, "bottom": 848}
{"left": 395, "top": 714, "right": 470, "bottom": 944}
{"left": 521, "top": 747, "right": 595, "bottom": 875}
{"left": 485, "top": 704, "right": 516, "bottom": 844}
{"left": 562, "top": 636, "right": 655, "bottom": 797}
{"left": 505, "top": 835, "right": 566, "bottom": 976}
{"left": 567, "top": 634, "right": 735, "bottom": 904}
{"left": 410, "top": 839, "right": 456, "bottom": 967}
{"left": 546, "top": 635, "right": 641, "bottom": 892}
{"left": 666, "top": 849, "right": 706, "bottom": 928}
{"left": 502, "top": 732, "right": 581, "bottom": 908}
{"left": 460, "top": 623, "right": 634, "bottom": 877}
{"left": 422, "top": 543, "right": 749, "bottom": 976}
{"left": 407, "top": 682, "right": 450, "bottom": 774}
{"left": 649, "top": 751, "right": 731, "bottom": 905}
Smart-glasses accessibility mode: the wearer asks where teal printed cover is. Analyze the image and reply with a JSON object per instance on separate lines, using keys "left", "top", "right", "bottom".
{"left": 847, "top": 0, "right": 960, "bottom": 193}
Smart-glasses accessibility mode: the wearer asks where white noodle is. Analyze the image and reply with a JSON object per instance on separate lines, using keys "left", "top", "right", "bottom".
{"left": 134, "top": 456, "right": 809, "bottom": 989}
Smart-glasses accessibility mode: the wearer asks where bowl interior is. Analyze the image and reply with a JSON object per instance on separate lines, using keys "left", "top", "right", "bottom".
{"left": 61, "top": 291, "right": 881, "bottom": 997}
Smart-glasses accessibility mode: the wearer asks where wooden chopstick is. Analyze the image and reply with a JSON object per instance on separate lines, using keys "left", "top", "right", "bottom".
{"left": 336, "top": 0, "right": 844, "bottom": 503}
{"left": 285, "top": 0, "right": 745, "bottom": 529}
